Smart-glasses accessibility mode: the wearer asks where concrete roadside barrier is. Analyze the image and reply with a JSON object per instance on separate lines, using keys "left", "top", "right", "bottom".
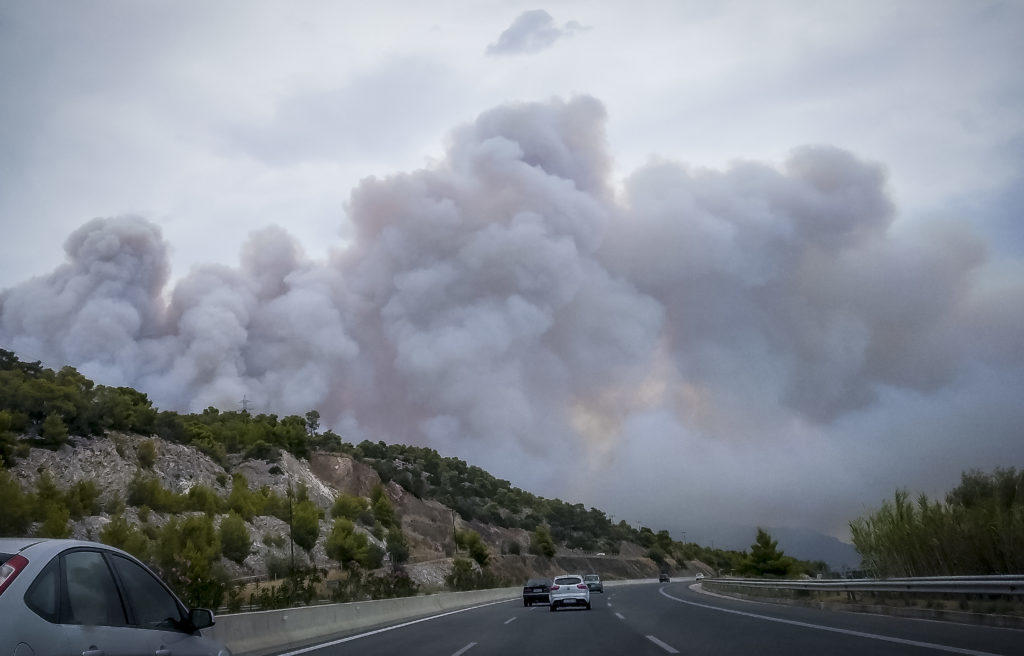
{"left": 206, "top": 579, "right": 658, "bottom": 654}
{"left": 206, "top": 586, "right": 520, "bottom": 655}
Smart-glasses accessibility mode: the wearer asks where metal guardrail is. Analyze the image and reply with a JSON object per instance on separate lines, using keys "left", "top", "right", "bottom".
{"left": 706, "top": 575, "right": 1024, "bottom": 596}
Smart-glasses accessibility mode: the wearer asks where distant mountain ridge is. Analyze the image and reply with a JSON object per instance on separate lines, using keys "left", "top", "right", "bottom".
{"left": 684, "top": 523, "right": 860, "bottom": 571}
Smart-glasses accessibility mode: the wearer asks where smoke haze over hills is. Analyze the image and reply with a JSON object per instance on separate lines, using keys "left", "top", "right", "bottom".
{"left": 2, "top": 96, "right": 1022, "bottom": 539}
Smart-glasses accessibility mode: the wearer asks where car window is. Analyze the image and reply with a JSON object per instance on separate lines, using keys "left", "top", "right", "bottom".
{"left": 584, "top": 575, "right": 599, "bottom": 580}
{"left": 554, "top": 577, "right": 580, "bottom": 585}
{"left": 24, "top": 558, "right": 59, "bottom": 623}
{"left": 109, "top": 554, "right": 184, "bottom": 630}
{"left": 525, "top": 579, "right": 547, "bottom": 586}
{"left": 62, "top": 550, "right": 126, "bottom": 627}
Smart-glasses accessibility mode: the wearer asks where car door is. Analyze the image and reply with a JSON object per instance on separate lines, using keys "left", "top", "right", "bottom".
{"left": 107, "top": 552, "right": 213, "bottom": 656}
{"left": 60, "top": 549, "right": 141, "bottom": 656}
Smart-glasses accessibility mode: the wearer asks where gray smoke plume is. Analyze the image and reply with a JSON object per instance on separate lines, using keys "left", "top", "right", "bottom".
{"left": 2, "top": 95, "right": 1021, "bottom": 532}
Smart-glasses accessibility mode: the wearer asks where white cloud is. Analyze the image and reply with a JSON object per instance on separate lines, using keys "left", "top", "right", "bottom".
{"left": 486, "top": 9, "right": 587, "bottom": 56}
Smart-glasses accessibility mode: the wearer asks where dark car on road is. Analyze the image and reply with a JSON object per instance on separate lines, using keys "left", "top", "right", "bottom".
{"left": 659, "top": 572, "right": 670, "bottom": 582}
{"left": 0, "top": 538, "right": 230, "bottom": 656}
{"left": 523, "top": 578, "right": 551, "bottom": 606}
{"left": 583, "top": 573, "right": 603, "bottom": 592}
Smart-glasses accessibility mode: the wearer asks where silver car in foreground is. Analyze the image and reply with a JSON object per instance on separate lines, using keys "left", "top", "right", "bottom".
{"left": 548, "top": 573, "right": 591, "bottom": 611}
{"left": 0, "top": 538, "right": 231, "bottom": 656}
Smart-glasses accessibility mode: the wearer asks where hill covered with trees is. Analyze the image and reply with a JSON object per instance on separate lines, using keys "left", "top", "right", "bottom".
{"left": 1, "top": 348, "right": 829, "bottom": 609}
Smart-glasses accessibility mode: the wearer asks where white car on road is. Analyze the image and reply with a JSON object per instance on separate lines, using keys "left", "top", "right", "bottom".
{"left": 549, "top": 574, "right": 591, "bottom": 611}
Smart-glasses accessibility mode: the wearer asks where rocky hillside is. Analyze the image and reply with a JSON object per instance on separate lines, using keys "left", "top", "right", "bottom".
{"left": 6, "top": 431, "right": 667, "bottom": 588}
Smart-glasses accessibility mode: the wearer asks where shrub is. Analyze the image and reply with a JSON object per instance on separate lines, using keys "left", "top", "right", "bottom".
{"left": 244, "top": 440, "right": 280, "bottom": 462}
{"left": 331, "top": 493, "right": 368, "bottom": 521}
{"left": 39, "top": 413, "right": 68, "bottom": 449}
{"left": 291, "top": 500, "right": 320, "bottom": 552}
{"left": 0, "top": 470, "right": 33, "bottom": 534}
{"left": 325, "top": 518, "right": 369, "bottom": 568}
{"left": 65, "top": 480, "right": 101, "bottom": 519}
{"left": 127, "top": 473, "right": 184, "bottom": 513}
{"left": 263, "top": 532, "right": 286, "bottom": 548}
{"left": 99, "top": 513, "right": 150, "bottom": 560}
{"left": 371, "top": 491, "right": 395, "bottom": 528}
{"left": 220, "top": 512, "right": 252, "bottom": 564}
{"left": 137, "top": 440, "right": 157, "bottom": 469}
{"left": 529, "top": 526, "right": 556, "bottom": 558}
{"left": 456, "top": 530, "right": 489, "bottom": 567}
{"left": 386, "top": 527, "right": 410, "bottom": 566}
{"left": 186, "top": 484, "right": 223, "bottom": 515}
{"left": 38, "top": 504, "right": 71, "bottom": 538}
{"left": 153, "top": 515, "right": 226, "bottom": 609}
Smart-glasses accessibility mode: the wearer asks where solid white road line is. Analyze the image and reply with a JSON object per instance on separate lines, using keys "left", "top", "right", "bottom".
{"left": 646, "top": 635, "right": 680, "bottom": 653}
{"left": 276, "top": 599, "right": 511, "bottom": 656}
{"left": 504, "top": 617, "right": 517, "bottom": 624}
{"left": 615, "top": 612, "right": 626, "bottom": 620}
{"left": 658, "top": 588, "right": 1002, "bottom": 656}
{"left": 452, "top": 642, "right": 477, "bottom": 656}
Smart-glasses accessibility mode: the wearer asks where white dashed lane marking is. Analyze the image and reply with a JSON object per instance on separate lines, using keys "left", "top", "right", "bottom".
{"left": 646, "top": 635, "right": 680, "bottom": 654}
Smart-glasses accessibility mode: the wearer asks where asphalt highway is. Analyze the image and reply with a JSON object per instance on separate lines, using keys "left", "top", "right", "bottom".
{"left": 271, "top": 579, "right": 1023, "bottom": 656}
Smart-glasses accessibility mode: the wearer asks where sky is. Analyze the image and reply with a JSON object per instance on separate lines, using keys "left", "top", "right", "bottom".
{"left": 1, "top": 1, "right": 1022, "bottom": 541}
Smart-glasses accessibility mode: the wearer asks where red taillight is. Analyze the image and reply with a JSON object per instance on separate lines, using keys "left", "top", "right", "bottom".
{"left": 550, "top": 585, "right": 560, "bottom": 590}
{"left": 0, "top": 555, "right": 28, "bottom": 596}
{"left": 577, "top": 583, "right": 588, "bottom": 589}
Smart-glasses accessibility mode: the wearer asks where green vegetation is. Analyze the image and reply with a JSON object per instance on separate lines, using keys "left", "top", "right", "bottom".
{"left": 100, "top": 513, "right": 151, "bottom": 560}
{"left": 219, "top": 512, "right": 253, "bottom": 564}
{"left": 736, "top": 528, "right": 798, "bottom": 577}
{"left": 291, "top": 499, "right": 321, "bottom": 552}
{"left": 445, "top": 557, "right": 508, "bottom": 591}
{"left": 529, "top": 525, "right": 556, "bottom": 557}
{"left": 851, "top": 468, "right": 1024, "bottom": 577}
{"left": 153, "top": 515, "right": 226, "bottom": 609}
{"left": 1, "top": 348, "right": 794, "bottom": 601}
{"left": 0, "top": 470, "right": 33, "bottom": 534}
{"left": 0, "top": 349, "right": 321, "bottom": 462}
{"left": 325, "top": 518, "right": 371, "bottom": 568}
{"left": 137, "top": 439, "right": 156, "bottom": 468}
{"left": 331, "top": 492, "right": 368, "bottom": 520}
{"left": 455, "top": 529, "right": 490, "bottom": 567}
{"left": 370, "top": 484, "right": 396, "bottom": 527}
{"left": 386, "top": 526, "right": 410, "bottom": 567}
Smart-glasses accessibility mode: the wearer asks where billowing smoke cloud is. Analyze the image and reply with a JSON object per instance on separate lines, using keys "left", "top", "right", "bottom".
{"left": 486, "top": 10, "right": 587, "bottom": 56}
{"left": 3, "top": 95, "right": 1022, "bottom": 535}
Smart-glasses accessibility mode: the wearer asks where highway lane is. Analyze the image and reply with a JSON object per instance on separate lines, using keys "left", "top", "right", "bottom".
{"left": 270, "top": 580, "right": 1023, "bottom": 656}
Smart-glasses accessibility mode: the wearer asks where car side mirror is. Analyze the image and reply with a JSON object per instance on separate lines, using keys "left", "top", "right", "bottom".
{"left": 189, "top": 608, "right": 215, "bottom": 630}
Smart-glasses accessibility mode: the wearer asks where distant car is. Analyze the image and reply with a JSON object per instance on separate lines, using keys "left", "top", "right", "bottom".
{"left": 595, "top": 552, "right": 606, "bottom": 557}
{"left": 0, "top": 538, "right": 231, "bottom": 656}
{"left": 659, "top": 572, "right": 670, "bottom": 582}
{"left": 522, "top": 578, "right": 551, "bottom": 606}
{"left": 583, "top": 573, "right": 603, "bottom": 593}
{"left": 549, "top": 574, "right": 591, "bottom": 611}
{"left": 695, "top": 572, "right": 705, "bottom": 581}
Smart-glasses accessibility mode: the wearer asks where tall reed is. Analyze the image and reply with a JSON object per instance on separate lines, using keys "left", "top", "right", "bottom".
{"left": 850, "top": 468, "right": 1024, "bottom": 577}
